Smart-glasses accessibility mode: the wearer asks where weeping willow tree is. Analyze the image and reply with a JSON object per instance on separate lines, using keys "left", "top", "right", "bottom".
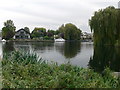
{"left": 116, "top": 9, "right": 120, "bottom": 45}
{"left": 89, "top": 6, "right": 118, "bottom": 46}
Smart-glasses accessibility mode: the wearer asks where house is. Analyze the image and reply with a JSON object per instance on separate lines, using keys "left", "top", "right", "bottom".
{"left": 81, "top": 32, "right": 93, "bottom": 41}
{"left": 14, "top": 29, "right": 31, "bottom": 39}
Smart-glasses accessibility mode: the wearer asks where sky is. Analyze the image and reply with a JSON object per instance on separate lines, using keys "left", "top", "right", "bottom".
{"left": 0, "top": 0, "right": 119, "bottom": 32}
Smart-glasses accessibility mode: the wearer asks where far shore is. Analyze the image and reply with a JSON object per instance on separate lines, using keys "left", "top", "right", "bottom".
{"left": 6, "top": 39, "right": 93, "bottom": 43}
{"left": 7, "top": 39, "right": 54, "bottom": 42}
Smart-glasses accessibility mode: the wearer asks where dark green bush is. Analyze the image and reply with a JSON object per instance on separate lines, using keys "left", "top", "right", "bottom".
{"left": 43, "top": 36, "right": 54, "bottom": 40}
{"left": 2, "top": 51, "right": 119, "bottom": 88}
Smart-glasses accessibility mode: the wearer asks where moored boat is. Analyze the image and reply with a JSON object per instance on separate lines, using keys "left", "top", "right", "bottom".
{"left": 54, "top": 38, "right": 65, "bottom": 42}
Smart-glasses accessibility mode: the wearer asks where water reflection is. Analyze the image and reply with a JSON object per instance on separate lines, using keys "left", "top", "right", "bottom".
{"left": 1, "top": 41, "right": 93, "bottom": 67}
{"left": 13, "top": 41, "right": 81, "bottom": 59}
{"left": 89, "top": 46, "right": 120, "bottom": 72}
{"left": 3, "top": 42, "right": 15, "bottom": 53}
{"left": 1, "top": 41, "right": 120, "bottom": 71}
{"left": 32, "top": 42, "right": 54, "bottom": 52}
{"left": 64, "top": 41, "right": 81, "bottom": 58}
{"left": 14, "top": 42, "right": 54, "bottom": 53}
{"left": 0, "top": 42, "right": 3, "bottom": 58}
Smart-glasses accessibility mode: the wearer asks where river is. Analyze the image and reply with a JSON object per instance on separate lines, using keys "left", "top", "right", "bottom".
{"left": 0, "top": 41, "right": 120, "bottom": 72}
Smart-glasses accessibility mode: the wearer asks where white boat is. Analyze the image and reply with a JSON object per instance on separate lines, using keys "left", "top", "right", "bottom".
{"left": 54, "top": 38, "right": 65, "bottom": 42}
{"left": 2, "top": 39, "right": 6, "bottom": 42}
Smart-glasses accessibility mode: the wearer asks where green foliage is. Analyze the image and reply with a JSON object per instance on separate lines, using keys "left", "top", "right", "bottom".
{"left": 44, "top": 36, "right": 50, "bottom": 40}
{"left": 2, "top": 51, "right": 119, "bottom": 88}
{"left": 30, "top": 23, "right": 81, "bottom": 41}
{"left": 64, "top": 41, "right": 81, "bottom": 58}
{"left": 48, "top": 30, "right": 55, "bottom": 35}
{"left": 64, "top": 23, "right": 81, "bottom": 40}
{"left": 43, "top": 36, "right": 54, "bottom": 40}
{"left": 89, "top": 46, "right": 120, "bottom": 73}
{"left": 116, "top": 9, "right": 120, "bottom": 45}
{"left": 58, "top": 24, "right": 65, "bottom": 33}
{"left": 89, "top": 6, "right": 120, "bottom": 46}
{"left": 54, "top": 30, "right": 60, "bottom": 35}
{"left": 31, "top": 27, "right": 46, "bottom": 39}
{"left": 31, "top": 28, "right": 55, "bottom": 40}
{"left": 58, "top": 23, "right": 81, "bottom": 40}
{"left": 2, "top": 20, "right": 16, "bottom": 40}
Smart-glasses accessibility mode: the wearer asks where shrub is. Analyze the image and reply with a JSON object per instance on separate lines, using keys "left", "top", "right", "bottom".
{"left": 2, "top": 51, "right": 119, "bottom": 88}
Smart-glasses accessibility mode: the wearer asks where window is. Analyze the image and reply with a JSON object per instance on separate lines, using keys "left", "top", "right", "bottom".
{"left": 20, "top": 31, "right": 24, "bottom": 34}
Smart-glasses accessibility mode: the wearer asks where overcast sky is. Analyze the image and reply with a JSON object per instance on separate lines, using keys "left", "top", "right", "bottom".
{"left": 0, "top": 0, "right": 119, "bottom": 32}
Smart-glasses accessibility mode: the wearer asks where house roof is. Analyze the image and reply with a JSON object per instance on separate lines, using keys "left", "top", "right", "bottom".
{"left": 16, "top": 28, "right": 30, "bottom": 34}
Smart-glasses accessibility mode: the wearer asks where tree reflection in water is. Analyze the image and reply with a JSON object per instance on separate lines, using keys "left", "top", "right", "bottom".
{"left": 89, "top": 46, "right": 120, "bottom": 72}
{"left": 55, "top": 41, "right": 81, "bottom": 59}
{"left": 31, "top": 42, "right": 54, "bottom": 51}
{"left": 64, "top": 41, "right": 81, "bottom": 58}
{"left": 3, "top": 42, "right": 15, "bottom": 53}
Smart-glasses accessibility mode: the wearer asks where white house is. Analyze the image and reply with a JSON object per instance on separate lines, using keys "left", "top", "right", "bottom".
{"left": 14, "top": 29, "right": 31, "bottom": 39}
{"left": 81, "top": 32, "right": 93, "bottom": 40}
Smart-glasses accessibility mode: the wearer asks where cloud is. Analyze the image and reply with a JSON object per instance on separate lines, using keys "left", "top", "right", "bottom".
{"left": 0, "top": 0, "right": 119, "bottom": 32}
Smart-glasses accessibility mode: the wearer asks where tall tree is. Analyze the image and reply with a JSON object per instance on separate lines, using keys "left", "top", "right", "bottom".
{"left": 58, "top": 24, "right": 65, "bottom": 38}
{"left": 59, "top": 24, "right": 65, "bottom": 33}
{"left": 116, "top": 9, "right": 120, "bottom": 45}
{"left": 89, "top": 6, "right": 118, "bottom": 45}
{"left": 2, "top": 20, "right": 16, "bottom": 40}
{"left": 58, "top": 23, "right": 81, "bottom": 40}
{"left": 64, "top": 23, "right": 81, "bottom": 40}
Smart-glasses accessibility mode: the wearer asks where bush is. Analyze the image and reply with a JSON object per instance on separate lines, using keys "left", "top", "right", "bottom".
{"left": 43, "top": 36, "right": 54, "bottom": 40}
{"left": 2, "top": 51, "right": 119, "bottom": 88}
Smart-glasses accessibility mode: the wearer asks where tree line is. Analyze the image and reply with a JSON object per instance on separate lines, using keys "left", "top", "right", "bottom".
{"left": 1, "top": 20, "right": 81, "bottom": 40}
{"left": 89, "top": 6, "right": 120, "bottom": 46}
{"left": 2, "top": 6, "right": 120, "bottom": 44}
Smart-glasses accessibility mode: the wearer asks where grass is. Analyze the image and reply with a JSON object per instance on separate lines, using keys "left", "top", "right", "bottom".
{"left": 2, "top": 51, "right": 120, "bottom": 88}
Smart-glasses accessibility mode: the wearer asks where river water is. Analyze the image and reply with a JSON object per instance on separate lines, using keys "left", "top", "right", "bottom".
{"left": 0, "top": 41, "right": 120, "bottom": 72}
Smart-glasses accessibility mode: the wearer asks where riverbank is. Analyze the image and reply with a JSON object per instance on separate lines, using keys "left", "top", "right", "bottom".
{"left": 7, "top": 39, "right": 54, "bottom": 42}
{"left": 2, "top": 51, "right": 120, "bottom": 88}
{"left": 6, "top": 39, "right": 93, "bottom": 43}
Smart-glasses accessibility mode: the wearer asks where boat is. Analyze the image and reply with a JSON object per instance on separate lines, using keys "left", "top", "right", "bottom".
{"left": 54, "top": 38, "right": 65, "bottom": 42}
{"left": 2, "top": 39, "right": 6, "bottom": 42}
